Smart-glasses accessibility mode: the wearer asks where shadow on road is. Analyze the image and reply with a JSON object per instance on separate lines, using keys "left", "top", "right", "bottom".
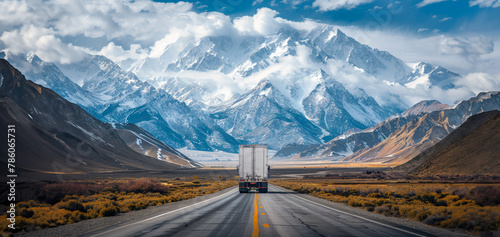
{"left": 236, "top": 191, "right": 292, "bottom": 194}
{"left": 266, "top": 191, "right": 292, "bottom": 194}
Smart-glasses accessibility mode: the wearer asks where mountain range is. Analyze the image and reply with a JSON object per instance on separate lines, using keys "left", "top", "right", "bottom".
{"left": 0, "top": 59, "right": 200, "bottom": 174}
{"left": 289, "top": 92, "right": 500, "bottom": 165}
{"left": 1, "top": 25, "right": 464, "bottom": 152}
{"left": 397, "top": 110, "right": 500, "bottom": 175}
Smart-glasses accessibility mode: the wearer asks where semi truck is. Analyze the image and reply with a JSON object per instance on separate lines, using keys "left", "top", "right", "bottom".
{"left": 238, "top": 144, "right": 269, "bottom": 193}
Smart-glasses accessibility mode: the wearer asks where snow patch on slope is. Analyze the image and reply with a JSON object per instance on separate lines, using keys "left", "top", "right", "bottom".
{"left": 68, "top": 121, "right": 106, "bottom": 143}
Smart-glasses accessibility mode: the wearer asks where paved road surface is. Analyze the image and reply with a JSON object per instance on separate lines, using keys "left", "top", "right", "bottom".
{"left": 88, "top": 185, "right": 432, "bottom": 237}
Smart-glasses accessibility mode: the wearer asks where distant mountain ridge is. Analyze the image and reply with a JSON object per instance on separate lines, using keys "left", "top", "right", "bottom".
{"left": 290, "top": 92, "right": 500, "bottom": 164}
{"left": 2, "top": 53, "right": 240, "bottom": 153}
{"left": 1, "top": 24, "right": 464, "bottom": 151}
{"left": 397, "top": 110, "right": 500, "bottom": 175}
{"left": 113, "top": 123, "right": 203, "bottom": 168}
{"left": 0, "top": 59, "right": 189, "bottom": 173}
{"left": 342, "top": 91, "right": 500, "bottom": 164}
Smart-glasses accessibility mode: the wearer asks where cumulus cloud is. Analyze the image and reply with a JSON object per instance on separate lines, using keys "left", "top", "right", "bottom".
{"left": 416, "top": 0, "right": 449, "bottom": 8}
{"left": 469, "top": 0, "right": 500, "bottom": 7}
{"left": 456, "top": 73, "right": 500, "bottom": 94}
{"left": 0, "top": 0, "right": 195, "bottom": 63}
{"left": 94, "top": 42, "right": 148, "bottom": 63}
{"left": 234, "top": 8, "right": 282, "bottom": 35}
{"left": 312, "top": 0, "right": 374, "bottom": 11}
{"left": 341, "top": 26, "right": 499, "bottom": 75}
{"left": 0, "top": 0, "right": 498, "bottom": 107}
{"left": 439, "top": 36, "right": 494, "bottom": 62}
{"left": 0, "top": 25, "right": 87, "bottom": 64}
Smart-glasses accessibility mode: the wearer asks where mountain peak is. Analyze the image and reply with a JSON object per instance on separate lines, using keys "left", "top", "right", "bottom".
{"left": 308, "top": 25, "right": 342, "bottom": 43}
{"left": 411, "top": 62, "right": 435, "bottom": 74}
{"left": 255, "top": 79, "right": 273, "bottom": 90}
{"left": 401, "top": 100, "right": 450, "bottom": 117}
{"left": 477, "top": 91, "right": 500, "bottom": 100}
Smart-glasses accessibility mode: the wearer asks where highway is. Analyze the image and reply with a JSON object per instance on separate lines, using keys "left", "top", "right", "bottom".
{"left": 89, "top": 185, "right": 432, "bottom": 237}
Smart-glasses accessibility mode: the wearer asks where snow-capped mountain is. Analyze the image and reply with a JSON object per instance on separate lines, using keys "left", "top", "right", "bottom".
{"left": 129, "top": 26, "right": 454, "bottom": 108}
{"left": 292, "top": 92, "right": 500, "bottom": 162}
{"left": 1, "top": 52, "right": 98, "bottom": 109}
{"left": 123, "top": 25, "right": 461, "bottom": 150}
{"left": 291, "top": 99, "right": 452, "bottom": 160}
{"left": 3, "top": 52, "right": 239, "bottom": 153}
{"left": 307, "top": 26, "right": 412, "bottom": 82}
{"left": 1, "top": 23, "right": 464, "bottom": 152}
{"left": 403, "top": 62, "right": 460, "bottom": 89}
{"left": 210, "top": 80, "right": 322, "bottom": 150}
{"left": 343, "top": 91, "right": 500, "bottom": 164}
{"left": 0, "top": 59, "right": 180, "bottom": 172}
{"left": 302, "top": 69, "right": 395, "bottom": 140}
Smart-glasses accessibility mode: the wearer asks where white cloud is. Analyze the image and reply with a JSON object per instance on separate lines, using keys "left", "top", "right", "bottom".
{"left": 417, "top": 0, "right": 449, "bottom": 8}
{"left": 282, "top": 0, "right": 307, "bottom": 6}
{"left": 0, "top": 0, "right": 498, "bottom": 107}
{"left": 312, "top": 0, "right": 374, "bottom": 11}
{"left": 234, "top": 8, "right": 282, "bottom": 35}
{"left": 0, "top": 25, "right": 87, "bottom": 64}
{"left": 95, "top": 42, "right": 148, "bottom": 63}
{"left": 439, "top": 36, "right": 494, "bottom": 62}
{"left": 252, "top": 0, "right": 264, "bottom": 5}
{"left": 457, "top": 73, "right": 500, "bottom": 94}
{"left": 387, "top": 1, "right": 400, "bottom": 8}
{"left": 470, "top": 0, "right": 500, "bottom": 7}
{"left": 340, "top": 27, "right": 498, "bottom": 75}
{"left": 440, "top": 17, "right": 452, "bottom": 21}
{"left": 0, "top": 0, "right": 196, "bottom": 63}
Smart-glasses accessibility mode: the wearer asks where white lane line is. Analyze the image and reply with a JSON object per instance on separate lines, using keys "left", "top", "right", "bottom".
{"left": 271, "top": 185, "right": 426, "bottom": 237}
{"left": 91, "top": 188, "right": 238, "bottom": 237}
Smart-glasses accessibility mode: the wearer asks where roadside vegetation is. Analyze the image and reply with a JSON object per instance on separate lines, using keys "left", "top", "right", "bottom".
{"left": 272, "top": 176, "right": 500, "bottom": 236}
{"left": 0, "top": 178, "right": 237, "bottom": 234}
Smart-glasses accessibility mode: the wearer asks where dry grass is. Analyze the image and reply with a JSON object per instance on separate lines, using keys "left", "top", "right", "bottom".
{"left": 272, "top": 179, "right": 500, "bottom": 235}
{"left": 0, "top": 178, "right": 237, "bottom": 234}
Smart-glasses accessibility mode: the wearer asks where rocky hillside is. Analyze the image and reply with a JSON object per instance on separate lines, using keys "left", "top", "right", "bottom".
{"left": 342, "top": 92, "right": 500, "bottom": 164}
{"left": 397, "top": 110, "right": 500, "bottom": 175}
{"left": 0, "top": 59, "right": 182, "bottom": 173}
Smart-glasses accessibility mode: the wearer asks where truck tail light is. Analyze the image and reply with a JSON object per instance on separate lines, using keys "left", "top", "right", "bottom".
{"left": 263, "top": 179, "right": 267, "bottom": 181}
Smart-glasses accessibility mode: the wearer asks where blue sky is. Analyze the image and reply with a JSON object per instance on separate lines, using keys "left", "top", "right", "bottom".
{"left": 159, "top": 0, "right": 500, "bottom": 37}
{"left": 0, "top": 0, "right": 499, "bottom": 105}
{"left": 0, "top": 0, "right": 498, "bottom": 76}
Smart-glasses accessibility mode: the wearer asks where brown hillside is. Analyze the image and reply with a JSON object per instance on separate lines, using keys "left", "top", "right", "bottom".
{"left": 400, "top": 110, "right": 500, "bottom": 175}
{"left": 0, "top": 59, "right": 178, "bottom": 175}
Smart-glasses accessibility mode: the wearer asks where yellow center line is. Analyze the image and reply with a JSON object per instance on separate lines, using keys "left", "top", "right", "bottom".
{"left": 264, "top": 224, "right": 270, "bottom": 228}
{"left": 252, "top": 192, "right": 259, "bottom": 237}
{"left": 261, "top": 213, "right": 265, "bottom": 215}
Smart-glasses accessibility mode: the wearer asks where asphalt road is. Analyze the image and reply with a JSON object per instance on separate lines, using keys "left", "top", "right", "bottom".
{"left": 88, "top": 185, "right": 433, "bottom": 237}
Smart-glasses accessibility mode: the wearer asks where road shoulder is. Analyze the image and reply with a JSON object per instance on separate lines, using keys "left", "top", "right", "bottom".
{"left": 271, "top": 185, "right": 472, "bottom": 237}
{"left": 17, "top": 186, "right": 238, "bottom": 237}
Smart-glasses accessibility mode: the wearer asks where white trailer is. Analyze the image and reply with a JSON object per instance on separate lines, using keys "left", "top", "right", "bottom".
{"left": 238, "top": 144, "right": 269, "bottom": 193}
